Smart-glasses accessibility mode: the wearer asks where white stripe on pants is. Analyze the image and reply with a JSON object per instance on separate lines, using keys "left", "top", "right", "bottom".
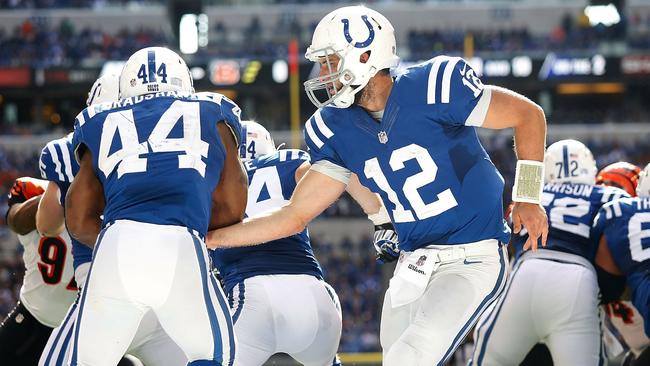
{"left": 471, "top": 249, "right": 602, "bottom": 366}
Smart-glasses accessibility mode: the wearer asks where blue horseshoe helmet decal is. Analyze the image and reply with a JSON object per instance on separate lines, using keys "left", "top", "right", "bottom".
{"left": 341, "top": 15, "right": 375, "bottom": 48}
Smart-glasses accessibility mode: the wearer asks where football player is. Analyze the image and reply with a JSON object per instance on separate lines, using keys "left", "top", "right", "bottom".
{"left": 471, "top": 140, "right": 628, "bottom": 365}
{"left": 1, "top": 177, "right": 76, "bottom": 365}
{"left": 594, "top": 163, "right": 650, "bottom": 366}
{"left": 210, "top": 120, "right": 342, "bottom": 366}
{"left": 65, "top": 46, "right": 246, "bottom": 366}
{"left": 38, "top": 73, "right": 189, "bottom": 366}
{"left": 206, "top": 5, "right": 548, "bottom": 365}
{"left": 595, "top": 162, "right": 650, "bottom": 364}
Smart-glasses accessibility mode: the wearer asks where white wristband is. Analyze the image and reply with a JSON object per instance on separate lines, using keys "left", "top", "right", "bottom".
{"left": 512, "top": 160, "right": 544, "bottom": 204}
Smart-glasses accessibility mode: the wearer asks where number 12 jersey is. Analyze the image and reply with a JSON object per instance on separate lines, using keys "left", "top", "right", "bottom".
{"left": 304, "top": 56, "right": 510, "bottom": 251}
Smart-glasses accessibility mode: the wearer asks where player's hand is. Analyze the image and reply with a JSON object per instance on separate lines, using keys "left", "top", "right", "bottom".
{"left": 374, "top": 223, "right": 400, "bottom": 263}
{"left": 8, "top": 177, "right": 46, "bottom": 207}
{"left": 512, "top": 201, "right": 548, "bottom": 251}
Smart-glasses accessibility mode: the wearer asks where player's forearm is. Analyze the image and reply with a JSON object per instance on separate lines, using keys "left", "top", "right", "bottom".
{"left": 346, "top": 174, "right": 382, "bottom": 216}
{"left": 36, "top": 190, "right": 65, "bottom": 237}
{"left": 512, "top": 102, "right": 546, "bottom": 162}
{"left": 7, "top": 196, "right": 40, "bottom": 235}
{"left": 206, "top": 206, "right": 306, "bottom": 248}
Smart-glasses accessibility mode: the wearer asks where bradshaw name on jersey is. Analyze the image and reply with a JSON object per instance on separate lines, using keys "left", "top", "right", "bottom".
{"left": 594, "top": 196, "right": 650, "bottom": 336}
{"left": 72, "top": 91, "right": 242, "bottom": 236}
{"left": 512, "top": 183, "right": 629, "bottom": 260}
{"left": 39, "top": 134, "right": 92, "bottom": 269}
{"left": 304, "top": 56, "right": 509, "bottom": 251}
{"left": 210, "top": 149, "right": 323, "bottom": 293}
{"left": 18, "top": 230, "right": 76, "bottom": 327}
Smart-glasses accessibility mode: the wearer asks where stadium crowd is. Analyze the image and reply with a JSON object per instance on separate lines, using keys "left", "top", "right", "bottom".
{"left": 1, "top": 9, "right": 649, "bottom": 67}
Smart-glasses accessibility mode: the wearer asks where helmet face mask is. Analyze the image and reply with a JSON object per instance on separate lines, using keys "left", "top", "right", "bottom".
{"left": 304, "top": 5, "right": 400, "bottom": 108}
{"left": 304, "top": 47, "right": 358, "bottom": 108}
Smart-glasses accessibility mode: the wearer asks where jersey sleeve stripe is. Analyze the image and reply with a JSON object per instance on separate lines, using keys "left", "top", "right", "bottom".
{"left": 46, "top": 143, "right": 65, "bottom": 181}
{"left": 39, "top": 160, "right": 47, "bottom": 179}
{"left": 314, "top": 111, "right": 334, "bottom": 138}
{"left": 76, "top": 113, "right": 85, "bottom": 127}
{"left": 279, "top": 150, "right": 288, "bottom": 162}
{"left": 465, "top": 87, "right": 492, "bottom": 127}
{"left": 441, "top": 57, "right": 461, "bottom": 104}
{"left": 59, "top": 142, "right": 75, "bottom": 182}
{"left": 427, "top": 56, "right": 449, "bottom": 105}
{"left": 305, "top": 118, "right": 324, "bottom": 148}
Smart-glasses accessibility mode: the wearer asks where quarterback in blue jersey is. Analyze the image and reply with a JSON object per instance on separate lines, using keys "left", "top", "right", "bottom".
{"left": 210, "top": 121, "right": 342, "bottom": 366}
{"left": 64, "top": 47, "right": 247, "bottom": 366}
{"left": 594, "top": 163, "right": 650, "bottom": 364}
{"left": 472, "top": 140, "right": 628, "bottom": 365}
{"left": 208, "top": 5, "right": 548, "bottom": 365}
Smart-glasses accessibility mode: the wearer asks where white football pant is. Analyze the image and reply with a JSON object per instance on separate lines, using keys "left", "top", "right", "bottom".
{"left": 471, "top": 249, "right": 604, "bottom": 365}
{"left": 68, "top": 220, "right": 235, "bottom": 366}
{"left": 380, "top": 239, "right": 508, "bottom": 366}
{"left": 227, "top": 274, "right": 341, "bottom": 366}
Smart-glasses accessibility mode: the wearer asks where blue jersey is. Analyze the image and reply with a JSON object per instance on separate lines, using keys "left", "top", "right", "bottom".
{"left": 512, "top": 183, "right": 628, "bottom": 261}
{"left": 210, "top": 149, "right": 323, "bottom": 292}
{"left": 304, "top": 56, "right": 510, "bottom": 251}
{"left": 594, "top": 196, "right": 650, "bottom": 336}
{"left": 72, "top": 91, "right": 242, "bottom": 236}
{"left": 39, "top": 134, "right": 93, "bottom": 269}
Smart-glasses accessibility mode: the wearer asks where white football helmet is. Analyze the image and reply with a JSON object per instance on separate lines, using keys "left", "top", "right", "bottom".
{"left": 304, "top": 5, "right": 400, "bottom": 108}
{"left": 544, "top": 139, "right": 597, "bottom": 185}
{"left": 87, "top": 73, "right": 119, "bottom": 106}
{"left": 119, "top": 47, "right": 193, "bottom": 98}
{"left": 239, "top": 121, "right": 276, "bottom": 161}
{"left": 636, "top": 163, "right": 650, "bottom": 198}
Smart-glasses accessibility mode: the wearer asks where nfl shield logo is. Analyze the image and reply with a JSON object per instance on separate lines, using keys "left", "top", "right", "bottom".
{"left": 416, "top": 255, "right": 427, "bottom": 266}
{"left": 378, "top": 131, "right": 388, "bottom": 144}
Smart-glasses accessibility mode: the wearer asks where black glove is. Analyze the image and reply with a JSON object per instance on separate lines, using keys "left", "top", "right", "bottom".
{"left": 373, "top": 222, "right": 400, "bottom": 264}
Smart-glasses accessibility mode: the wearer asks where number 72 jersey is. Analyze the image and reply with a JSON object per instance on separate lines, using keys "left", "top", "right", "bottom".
{"left": 304, "top": 56, "right": 510, "bottom": 251}
{"left": 511, "top": 183, "right": 628, "bottom": 261}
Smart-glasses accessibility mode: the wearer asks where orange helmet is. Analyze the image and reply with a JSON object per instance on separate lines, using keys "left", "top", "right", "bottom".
{"left": 596, "top": 162, "right": 641, "bottom": 196}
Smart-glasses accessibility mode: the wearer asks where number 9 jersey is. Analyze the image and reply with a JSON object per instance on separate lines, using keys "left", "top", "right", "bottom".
{"left": 72, "top": 91, "right": 242, "bottom": 236}
{"left": 593, "top": 196, "right": 650, "bottom": 337}
{"left": 304, "top": 56, "right": 510, "bottom": 251}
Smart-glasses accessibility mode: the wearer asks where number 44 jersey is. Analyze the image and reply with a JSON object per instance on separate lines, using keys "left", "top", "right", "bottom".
{"left": 305, "top": 56, "right": 510, "bottom": 251}
{"left": 72, "top": 91, "right": 242, "bottom": 236}
{"left": 512, "top": 183, "right": 629, "bottom": 260}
